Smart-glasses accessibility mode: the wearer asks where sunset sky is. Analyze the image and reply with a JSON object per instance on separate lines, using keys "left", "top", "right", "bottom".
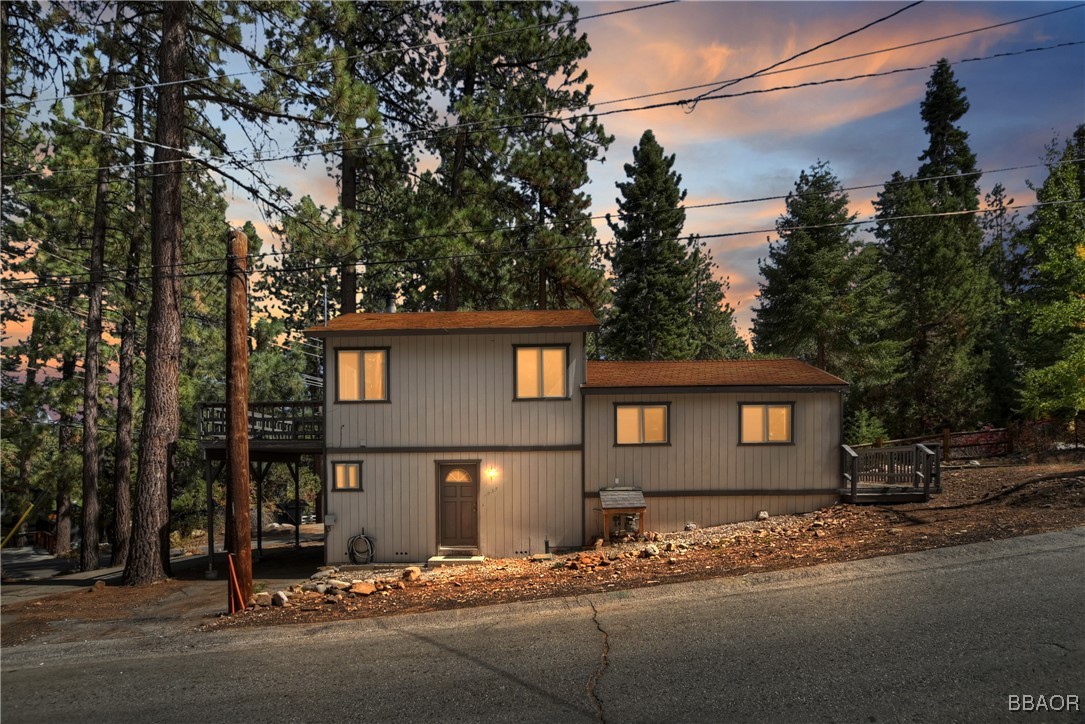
{"left": 228, "top": 1, "right": 1084, "bottom": 339}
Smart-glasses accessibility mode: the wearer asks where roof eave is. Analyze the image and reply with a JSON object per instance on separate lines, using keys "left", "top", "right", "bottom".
{"left": 305, "top": 323, "right": 600, "bottom": 338}
{"left": 581, "top": 383, "right": 849, "bottom": 394}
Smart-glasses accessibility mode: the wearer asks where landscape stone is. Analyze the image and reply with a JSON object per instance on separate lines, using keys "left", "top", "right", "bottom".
{"left": 271, "top": 591, "right": 289, "bottom": 607}
{"left": 350, "top": 581, "right": 376, "bottom": 596}
{"left": 757, "top": 510, "right": 770, "bottom": 521}
{"left": 254, "top": 592, "right": 273, "bottom": 607}
{"left": 402, "top": 566, "right": 422, "bottom": 582}
{"left": 643, "top": 544, "right": 660, "bottom": 558}
{"left": 328, "top": 579, "right": 351, "bottom": 590}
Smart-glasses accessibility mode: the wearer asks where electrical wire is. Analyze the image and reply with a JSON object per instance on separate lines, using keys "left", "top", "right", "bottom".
{"left": 8, "top": 157, "right": 1081, "bottom": 285}
{"left": 1, "top": 1, "right": 678, "bottom": 109}
{"left": 4, "top": 198, "right": 1079, "bottom": 292}
{"left": 5, "top": 37, "right": 1079, "bottom": 183}
{"left": 688, "top": 0, "right": 925, "bottom": 108}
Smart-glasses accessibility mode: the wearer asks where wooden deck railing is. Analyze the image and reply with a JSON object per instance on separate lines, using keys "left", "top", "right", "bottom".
{"left": 198, "top": 401, "right": 324, "bottom": 444}
{"left": 842, "top": 442, "right": 942, "bottom": 502}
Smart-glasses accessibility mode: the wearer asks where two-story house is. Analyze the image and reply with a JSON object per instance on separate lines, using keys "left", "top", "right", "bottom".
{"left": 305, "top": 309, "right": 847, "bottom": 564}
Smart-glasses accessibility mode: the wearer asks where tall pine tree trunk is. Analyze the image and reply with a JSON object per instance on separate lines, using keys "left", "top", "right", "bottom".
{"left": 340, "top": 147, "right": 357, "bottom": 313}
{"left": 124, "top": 0, "right": 187, "bottom": 585}
{"left": 55, "top": 325, "right": 77, "bottom": 557}
{"left": 444, "top": 60, "right": 475, "bottom": 312}
{"left": 112, "top": 84, "right": 147, "bottom": 569}
{"left": 80, "top": 55, "right": 118, "bottom": 572}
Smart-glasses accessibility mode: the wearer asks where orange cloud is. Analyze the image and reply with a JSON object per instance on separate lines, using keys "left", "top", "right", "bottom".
{"left": 584, "top": 3, "right": 1017, "bottom": 144}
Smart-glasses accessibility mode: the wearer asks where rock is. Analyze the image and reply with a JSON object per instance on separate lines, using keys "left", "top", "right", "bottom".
{"left": 402, "top": 566, "right": 422, "bottom": 582}
{"left": 684, "top": 522, "right": 698, "bottom": 531}
{"left": 643, "top": 544, "right": 660, "bottom": 558}
{"left": 315, "top": 584, "right": 328, "bottom": 595}
{"left": 593, "top": 538, "right": 604, "bottom": 550}
{"left": 309, "top": 571, "right": 330, "bottom": 580}
{"left": 756, "top": 510, "right": 770, "bottom": 521}
{"left": 392, "top": 580, "right": 406, "bottom": 590}
{"left": 271, "top": 591, "right": 289, "bottom": 607}
{"left": 667, "top": 557, "right": 677, "bottom": 565}
{"left": 254, "top": 592, "right": 273, "bottom": 607}
{"left": 318, "top": 565, "right": 337, "bottom": 572}
{"left": 91, "top": 580, "right": 106, "bottom": 593}
{"left": 328, "top": 579, "right": 351, "bottom": 590}
{"left": 350, "top": 581, "right": 376, "bottom": 596}
{"left": 301, "top": 582, "right": 320, "bottom": 592}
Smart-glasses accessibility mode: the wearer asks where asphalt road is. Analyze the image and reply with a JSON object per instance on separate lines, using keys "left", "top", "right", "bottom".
{"left": 3, "top": 529, "right": 1083, "bottom": 723}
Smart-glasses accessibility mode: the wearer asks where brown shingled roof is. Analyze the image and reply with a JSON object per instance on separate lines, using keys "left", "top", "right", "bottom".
{"left": 305, "top": 309, "right": 599, "bottom": 336}
{"left": 584, "top": 359, "right": 848, "bottom": 389}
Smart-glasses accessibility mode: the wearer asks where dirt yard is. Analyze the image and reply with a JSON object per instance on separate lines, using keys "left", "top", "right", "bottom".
{"left": 3, "top": 461, "right": 1083, "bottom": 644}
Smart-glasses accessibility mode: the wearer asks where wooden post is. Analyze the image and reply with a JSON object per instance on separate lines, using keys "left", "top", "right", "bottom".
{"left": 226, "top": 229, "right": 253, "bottom": 605}
{"left": 292, "top": 462, "right": 301, "bottom": 549}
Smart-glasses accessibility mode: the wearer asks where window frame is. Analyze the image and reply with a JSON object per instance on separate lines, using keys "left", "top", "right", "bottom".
{"left": 512, "top": 343, "right": 571, "bottom": 401}
{"left": 613, "top": 402, "right": 672, "bottom": 447}
{"left": 334, "top": 346, "right": 391, "bottom": 404}
{"left": 737, "top": 402, "right": 795, "bottom": 445}
{"left": 331, "top": 461, "right": 364, "bottom": 492}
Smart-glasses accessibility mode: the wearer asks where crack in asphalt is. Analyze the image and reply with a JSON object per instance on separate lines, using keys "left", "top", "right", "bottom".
{"left": 580, "top": 596, "right": 610, "bottom": 723}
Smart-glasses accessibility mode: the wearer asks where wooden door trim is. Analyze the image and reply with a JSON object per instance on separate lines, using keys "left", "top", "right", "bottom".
{"left": 435, "top": 459, "right": 481, "bottom": 549}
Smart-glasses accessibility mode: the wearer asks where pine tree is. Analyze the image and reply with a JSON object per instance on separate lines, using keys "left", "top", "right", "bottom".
{"left": 754, "top": 161, "right": 900, "bottom": 421}
{"left": 1017, "top": 126, "right": 1085, "bottom": 421}
{"left": 875, "top": 60, "right": 996, "bottom": 435}
{"left": 689, "top": 239, "right": 747, "bottom": 359}
{"left": 600, "top": 130, "right": 699, "bottom": 361}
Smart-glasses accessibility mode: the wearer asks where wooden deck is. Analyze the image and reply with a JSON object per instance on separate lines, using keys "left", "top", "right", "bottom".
{"left": 198, "top": 401, "right": 324, "bottom": 459}
{"left": 840, "top": 443, "right": 942, "bottom": 503}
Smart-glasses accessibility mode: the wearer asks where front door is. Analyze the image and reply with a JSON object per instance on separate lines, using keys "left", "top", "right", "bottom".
{"left": 438, "top": 462, "right": 478, "bottom": 548}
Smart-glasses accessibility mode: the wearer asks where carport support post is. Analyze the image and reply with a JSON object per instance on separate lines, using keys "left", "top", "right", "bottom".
{"left": 225, "top": 229, "right": 253, "bottom": 604}
{"left": 205, "top": 456, "right": 215, "bottom": 578}
{"left": 292, "top": 461, "right": 300, "bottom": 549}
{"left": 255, "top": 462, "right": 263, "bottom": 562}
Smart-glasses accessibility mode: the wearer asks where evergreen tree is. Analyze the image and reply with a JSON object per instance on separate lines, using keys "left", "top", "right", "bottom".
{"left": 689, "top": 239, "right": 747, "bottom": 359}
{"left": 1017, "top": 126, "right": 1085, "bottom": 421}
{"left": 408, "top": 0, "right": 610, "bottom": 312}
{"left": 601, "top": 130, "right": 742, "bottom": 360}
{"left": 874, "top": 60, "right": 996, "bottom": 435}
{"left": 754, "top": 161, "right": 900, "bottom": 422}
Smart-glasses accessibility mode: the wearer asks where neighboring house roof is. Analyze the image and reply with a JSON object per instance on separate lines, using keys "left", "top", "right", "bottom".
{"left": 305, "top": 309, "right": 600, "bottom": 337}
{"left": 583, "top": 359, "right": 848, "bottom": 391}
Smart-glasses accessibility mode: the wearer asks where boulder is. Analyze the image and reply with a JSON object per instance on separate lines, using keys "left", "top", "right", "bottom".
{"left": 271, "top": 591, "right": 289, "bottom": 607}
{"left": 402, "top": 566, "right": 422, "bottom": 582}
{"left": 254, "top": 592, "right": 273, "bottom": 607}
{"left": 350, "top": 581, "right": 377, "bottom": 596}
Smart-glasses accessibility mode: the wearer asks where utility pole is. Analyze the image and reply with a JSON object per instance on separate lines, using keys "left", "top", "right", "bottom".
{"left": 226, "top": 229, "right": 253, "bottom": 604}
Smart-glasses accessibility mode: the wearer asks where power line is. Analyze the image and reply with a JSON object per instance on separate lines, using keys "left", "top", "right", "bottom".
{"left": 4, "top": 198, "right": 1078, "bottom": 292}
{"left": 9, "top": 158, "right": 1077, "bottom": 285}
{"left": 594, "top": 41, "right": 1085, "bottom": 119}
{"left": 7, "top": 36, "right": 1078, "bottom": 187}
{"left": 1, "top": 1, "right": 678, "bottom": 109}
{"left": 593, "top": 3, "right": 1085, "bottom": 108}
{"left": 689, "top": 0, "right": 925, "bottom": 108}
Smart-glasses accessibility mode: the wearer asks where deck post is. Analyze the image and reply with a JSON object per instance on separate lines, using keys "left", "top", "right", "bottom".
{"left": 205, "top": 455, "right": 215, "bottom": 578}
{"left": 292, "top": 461, "right": 301, "bottom": 549}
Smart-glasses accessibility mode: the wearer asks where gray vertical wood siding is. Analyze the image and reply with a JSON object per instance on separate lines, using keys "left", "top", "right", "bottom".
{"left": 323, "top": 331, "right": 585, "bottom": 562}
{"left": 326, "top": 450, "right": 580, "bottom": 563}
{"left": 583, "top": 390, "right": 842, "bottom": 538}
{"left": 325, "top": 332, "right": 583, "bottom": 449}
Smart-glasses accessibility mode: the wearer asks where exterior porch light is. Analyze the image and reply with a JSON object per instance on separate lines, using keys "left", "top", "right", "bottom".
{"left": 486, "top": 466, "right": 499, "bottom": 480}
